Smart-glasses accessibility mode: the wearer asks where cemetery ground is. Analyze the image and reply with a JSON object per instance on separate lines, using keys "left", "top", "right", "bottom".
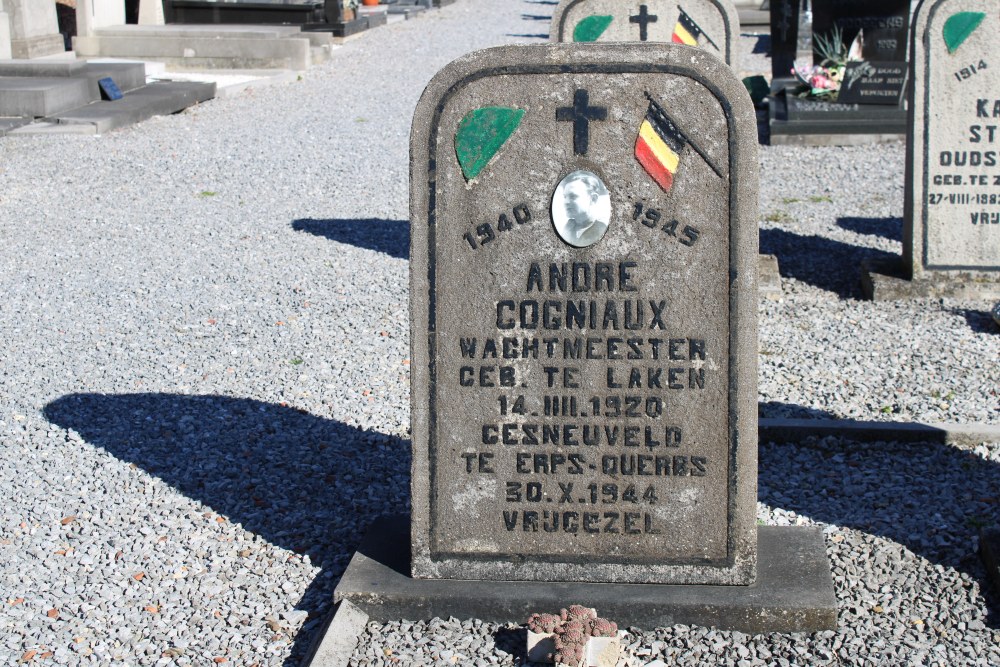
{"left": 0, "top": 1, "right": 997, "bottom": 665}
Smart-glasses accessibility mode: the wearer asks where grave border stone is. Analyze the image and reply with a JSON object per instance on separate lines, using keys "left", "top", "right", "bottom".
{"left": 549, "top": 0, "right": 739, "bottom": 68}
{"left": 409, "top": 42, "right": 759, "bottom": 586}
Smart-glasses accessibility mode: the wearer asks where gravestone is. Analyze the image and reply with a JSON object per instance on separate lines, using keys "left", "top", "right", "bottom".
{"left": 835, "top": 61, "right": 907, "bottom": 106}
{"left": 5, "top": 0, "right": 64, "bottom": 58}
{"left": 549, "top": 0, "right": 739, "bottom": 68}
{"left": 769, "top": 0, "right": 801, "bottom": 81}
{"left": 328, "top": 42, "right": 836, "bottom": 636}
{"left": 0, "top": 0, "right": 11, "bottom": 61}
{"left": 768, "top": 0, "right": 912, "bottom": 145}
{"left": 410, "top": 41, "right": 758, "bottom": 586}
{"left": 811, "top": 0, "right": 910, "bottom": 63}
{"left": 866, "top": 0, "right": 1000, "bottom": 299}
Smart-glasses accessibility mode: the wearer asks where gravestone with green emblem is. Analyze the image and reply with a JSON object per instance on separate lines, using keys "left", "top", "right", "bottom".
{"left": 875, "top": 0, "right": 1000, "bottom": 300}
{"left": 410, "top": 41, "right": 761, "bottom": 586}
{"left": 549, "top": 0, "right": 739, "bottom": 68}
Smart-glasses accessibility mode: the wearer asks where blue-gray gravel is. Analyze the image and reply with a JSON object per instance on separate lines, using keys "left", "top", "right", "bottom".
{"left": 0, "top": 0, "right": 997, "bottom": 666}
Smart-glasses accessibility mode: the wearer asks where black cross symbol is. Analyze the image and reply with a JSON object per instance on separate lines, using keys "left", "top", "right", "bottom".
{"left": 555, "top": 89, "right": 608, "bottom": 156}
{"left": 629, "top": 4, "right": 658, "bottom": 41}
{"left": 778, "top": 1, "right": 791, "bottom": 41}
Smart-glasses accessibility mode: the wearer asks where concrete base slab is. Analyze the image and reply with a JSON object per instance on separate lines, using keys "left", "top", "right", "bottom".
{"left": 48, "top": 80, "right": 214, "bottom": 133}
{"left": 334, "top": 516, "right": 836, "bottom": 634}
{"left": 74, "top": 25, "right": 314, "bottom": 70}
{"left": 8, "top": 120, "right": 97, "bottom": 135}
{"left": 149, "top": 68, "right": 299, "bottom": 99}
{"left": 861, "top": 258, "right": 1000, "bottom": 301}
{"left": 769, "top": 131, "right": 904, "bottom": 147}
{"left": 0, "top": 60, "right": 146, "bottom": 92}
{"left": 759, "top": 253, "right": 780, "bottom": 298}
{"left": 0, "top": 76, "right": 93, "bottom": 117}
{"left": 301, "top": 601, "right": 369, "bottom": 667}
{"left": 387, "top": 5, "right": 427, "bottom": 17}
{"left": 0, "top": 116, "right": 32, "bottom": 136}
{"left": 980, "top": 528, "right": 1000, "bottom": 596}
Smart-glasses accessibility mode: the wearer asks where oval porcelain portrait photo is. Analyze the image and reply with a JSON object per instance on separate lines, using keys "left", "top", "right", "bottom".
{"left": 550, "top": 169, "right": 612, "bottom": 247}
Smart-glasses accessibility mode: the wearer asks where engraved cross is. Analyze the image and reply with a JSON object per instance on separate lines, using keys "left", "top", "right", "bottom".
{"left": 629, "top": 4, "right": 658, "bottom": 41}
{"left": 555, "top": 89, "right": 608, "bottom": 156}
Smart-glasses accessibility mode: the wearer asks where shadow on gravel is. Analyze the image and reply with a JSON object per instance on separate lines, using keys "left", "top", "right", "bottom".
{"left": 950, "top": 307, "right": 1000, "bottom": 335}
{"left": 836, "top": 216, "right": 903, "bottom": 242}
{"left": 494, "top": 627, "right": 529, "bottom": 663}
{"left": 759, "top": 227, "right": 897, "bottom": 298}
{"left": 759, "top": 436, "right": 1000, "bottom": 628}
{"left": 758, "top": 401, "right": 838, "bottom": 420}
{"left": 43, "top": 393, "right": 410, "bottom": 666}
{"left": 292, "top": 217, "right": 409, "bottom": 260}
{"left": 749, "top": 34, "right": 770, "bottom": 53}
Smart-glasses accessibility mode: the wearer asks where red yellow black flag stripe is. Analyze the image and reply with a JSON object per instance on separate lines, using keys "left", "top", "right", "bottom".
{"left": 672, "top": 9, "right": 703, "bottom": 46}
{"left": 634, "top": 94, "right": 687, "bottom": 193}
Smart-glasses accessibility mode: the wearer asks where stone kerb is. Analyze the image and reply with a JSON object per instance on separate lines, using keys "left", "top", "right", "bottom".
{"left": 409, "top": 42, "right": 759, "bottom": 586}
{"left": 549, "top": 0, "right": 740, "bottom": 69}
{"left": 902, "top": 0, "right": 1000, "bottom": 286}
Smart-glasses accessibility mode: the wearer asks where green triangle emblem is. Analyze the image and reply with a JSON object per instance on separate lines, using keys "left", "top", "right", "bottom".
{"left": 943, "top": 12, "right": 985, "bottom": 54}
{"left": 573, "top": 15, "right": 613, "bottom": 42}
{"left": 455, "top": 107, "right": 525, "bottom": 182}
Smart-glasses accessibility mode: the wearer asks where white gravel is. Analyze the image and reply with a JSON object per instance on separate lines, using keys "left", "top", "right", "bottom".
{"left": 0, "top": 1, "right": 997, "bottom": 666}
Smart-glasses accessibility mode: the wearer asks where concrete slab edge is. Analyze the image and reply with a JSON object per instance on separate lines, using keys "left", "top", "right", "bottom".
{"left": 7, "top": 121, "right": 98, "bottom": 136}
{"left": 759, "top": 417, "right": 1000, "bottom": 448}
{"left": 213, "top": 70, "right": 300, "bottom": 99}
{"left": 768, "top": 132, "right": 904, "bottom": 147}
{"left": 861, "top": 259, "right": 1000, "bottom": 301}
{"left": 301, "top": 600, "right": 369, "bottom": 667}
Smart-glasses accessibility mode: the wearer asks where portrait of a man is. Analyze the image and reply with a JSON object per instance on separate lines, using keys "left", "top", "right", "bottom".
{"left": 551, "top": 170, "right": 611, "bottom": 247}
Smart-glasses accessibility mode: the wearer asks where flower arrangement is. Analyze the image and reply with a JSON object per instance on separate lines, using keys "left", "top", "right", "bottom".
{"left": 791, "top": 26, "right": 864, "bottom": 101}
{"left": 525, "top": 605, "right": 619, "bottom": 667}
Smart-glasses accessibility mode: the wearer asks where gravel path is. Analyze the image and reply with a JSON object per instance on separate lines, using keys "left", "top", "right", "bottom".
{"left": 0, "top": 1, "right": 997, "bottom": 666}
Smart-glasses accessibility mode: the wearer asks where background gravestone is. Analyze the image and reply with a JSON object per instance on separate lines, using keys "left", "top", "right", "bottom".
{"left": 549, "top": 0, "right": 739, "bottom": 68}
{"left": 890, "top": 0, "right": 1000, "bottom": 298}
{"left": 811, "top": 0, "right": 911, "bottom": 63}
{"left": 410, "top": 42, "right": 758, "bottom": 585}
{"left": 769, "top": 0, "right": 800, "bottom": 81}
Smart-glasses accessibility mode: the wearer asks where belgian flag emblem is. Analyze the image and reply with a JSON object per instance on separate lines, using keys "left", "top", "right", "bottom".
{"left": 672, "top": 8, "right": 709, "bottom": 47}
{"left": 634, "top": 94, "right": 688, "bottom": 193}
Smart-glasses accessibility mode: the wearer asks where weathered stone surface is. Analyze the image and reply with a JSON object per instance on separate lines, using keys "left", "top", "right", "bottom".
{"left": 903, "top": 0, "right": 1000, "bottom": 282}
{"left": 549, "top": 0, "right": 739, "bottom": 68}
{"left": 409, "top": 43, "right": 758, "bottom": 585}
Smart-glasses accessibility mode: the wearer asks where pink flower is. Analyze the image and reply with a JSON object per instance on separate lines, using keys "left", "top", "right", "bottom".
{"left": 810, "top": 74, "right": 836, "bottom": 90}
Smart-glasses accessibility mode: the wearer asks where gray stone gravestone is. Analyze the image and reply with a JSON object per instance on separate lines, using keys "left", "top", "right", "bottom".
{"left": 549, "top": 0, "right": 739, "bottom": 68}
{"left": 410, "top": 41, "right": 758, "bottom": 586}
{"left": 329, "top": 42, "right": 836, "bottom": 636}
{"left": 864, "top": 0, "right": 1000, "bottom": 299}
